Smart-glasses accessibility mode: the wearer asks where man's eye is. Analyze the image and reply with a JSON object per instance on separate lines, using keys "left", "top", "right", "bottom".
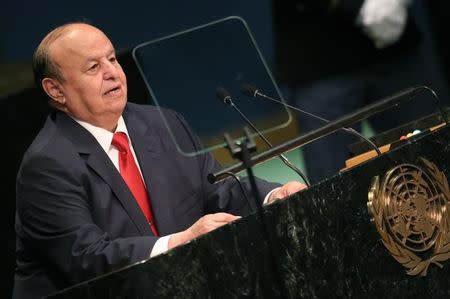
{"left": 89, "top": 64, "right": 98, "bottom": 71}
{"left": 109, "top": 57, "right": 117, "bottom": 63}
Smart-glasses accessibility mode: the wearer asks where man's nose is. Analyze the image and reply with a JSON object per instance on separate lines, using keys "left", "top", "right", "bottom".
{"left": 103, "top": 61, "right": 119, "bottom": 80}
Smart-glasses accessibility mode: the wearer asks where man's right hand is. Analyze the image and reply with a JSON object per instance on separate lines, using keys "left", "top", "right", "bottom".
{"left": 168, "top": 213, "right": 240, "bottom": 250}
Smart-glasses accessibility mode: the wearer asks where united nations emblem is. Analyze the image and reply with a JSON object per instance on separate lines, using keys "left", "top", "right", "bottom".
{"left": 368, "top": 158, "right": 450, "bottom": 276}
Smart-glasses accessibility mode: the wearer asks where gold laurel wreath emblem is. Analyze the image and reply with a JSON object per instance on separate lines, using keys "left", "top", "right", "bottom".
{"left": 368, "top": 158, "right": 450, "bottom": 276}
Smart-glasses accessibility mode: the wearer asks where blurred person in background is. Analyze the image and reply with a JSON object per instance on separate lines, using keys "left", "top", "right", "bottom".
{"left": 273, "top": 0, "right": 449, "bottom": 183}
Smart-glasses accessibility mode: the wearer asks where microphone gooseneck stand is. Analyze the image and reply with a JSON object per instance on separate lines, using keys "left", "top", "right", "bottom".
{"left": 209, "top": 85, "right": 437, "bottom": 184}
{"left": 223, "top": 127, "right": 288, "bottom": 298}
{"left": 240, "top": 83, "right": 382, "bottom": 156}
{"left": 223, "top": 128, "right": 261, "bottom": 211}
{"left": 217, "top": 87, "right": 310, "bottom": 186}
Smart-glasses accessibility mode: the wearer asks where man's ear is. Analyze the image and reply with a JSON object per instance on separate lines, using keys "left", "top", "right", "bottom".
{"left": 42, "top": 78, "right": 66, "bottom": 105}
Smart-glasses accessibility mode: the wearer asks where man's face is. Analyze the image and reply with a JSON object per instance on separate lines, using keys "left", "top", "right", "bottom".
{"left": 49, "top": 24, "right": 127, "bottom": 130}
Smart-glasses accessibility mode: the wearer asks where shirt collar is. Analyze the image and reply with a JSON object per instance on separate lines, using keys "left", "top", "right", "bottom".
{"left": 73, "top": 116, "right": 129, "bottom": 153}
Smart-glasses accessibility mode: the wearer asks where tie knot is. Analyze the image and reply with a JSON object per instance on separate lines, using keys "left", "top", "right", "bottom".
{"left": 112, "top": 132, "right": 130, "bottom": 154}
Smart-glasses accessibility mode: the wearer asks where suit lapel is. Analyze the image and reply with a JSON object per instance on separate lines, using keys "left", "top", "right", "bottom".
{"left": 55, "top": 111, "right": 152, "bottom": 236}
{"left": 123, "top": 107, "right": 176, "bottom": 236}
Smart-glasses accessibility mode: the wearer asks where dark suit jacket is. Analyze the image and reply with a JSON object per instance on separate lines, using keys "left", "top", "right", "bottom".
{"left": 13, "top": 103, "right": 279, "bottom": 299}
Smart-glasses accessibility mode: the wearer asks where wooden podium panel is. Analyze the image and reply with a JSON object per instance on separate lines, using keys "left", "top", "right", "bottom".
{"left": 343, "top": 122, "right": 447, "bottom": 169}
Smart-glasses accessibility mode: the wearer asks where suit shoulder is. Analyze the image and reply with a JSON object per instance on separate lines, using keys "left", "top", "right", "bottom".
{"left": 19, "top": 115, "right": 80, "bottom": 172}
{"left": 126, "top": 102, "right": 177, "bottom": 115}
{"left": 124, "top": 102, "right": 201, "bottom": 150}
{"left": 125, "top": 102, "right": 182, "bottom": 126}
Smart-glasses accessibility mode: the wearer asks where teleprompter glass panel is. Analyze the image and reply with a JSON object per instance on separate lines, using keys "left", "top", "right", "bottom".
{"left": 132, "top": 16, "right": 294, "bottom": 166}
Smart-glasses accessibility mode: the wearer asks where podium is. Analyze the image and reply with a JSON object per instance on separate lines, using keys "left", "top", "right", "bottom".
{"left": 48, "top": 116, "right": 450, "bottom": 298}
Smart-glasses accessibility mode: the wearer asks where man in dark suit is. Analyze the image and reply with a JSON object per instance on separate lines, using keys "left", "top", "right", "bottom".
{"left": 13, "top": 23, "right": 305, "bottom": 298}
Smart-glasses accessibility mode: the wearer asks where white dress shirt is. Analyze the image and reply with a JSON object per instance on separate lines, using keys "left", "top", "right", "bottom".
{"left": 73, "top": 116, "right": 277, "bottom": 258}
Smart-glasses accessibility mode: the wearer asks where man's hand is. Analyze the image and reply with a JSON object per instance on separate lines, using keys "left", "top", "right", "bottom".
{"left": 268, "top": 181, "right": 307, "bottom": 204}
{"left": 167, "top": 182, "right": 307, "bottom": 250}
{"left": 168, "top": 213, "right": 240, "bottom": 249}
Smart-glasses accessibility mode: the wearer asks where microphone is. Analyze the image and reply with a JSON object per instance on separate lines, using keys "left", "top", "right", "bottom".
{"left": 209, "top": 84, "right": 434, "bottom": 184}
{"left": 240, "top": 83, "right": 382, "bottom": 156}
{"left": 216, "top": 87, "right": 310, "bottom": 186}
{"left": 217, "top": 87, "right": 232, "bottom": 105}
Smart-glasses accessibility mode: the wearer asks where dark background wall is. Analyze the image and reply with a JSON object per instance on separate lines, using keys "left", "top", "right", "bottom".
{"left": 0, "top": 1, "right": 274, "bottom": 66}
{"left": 2, "top": 1, "right": 450, "bottom": 297}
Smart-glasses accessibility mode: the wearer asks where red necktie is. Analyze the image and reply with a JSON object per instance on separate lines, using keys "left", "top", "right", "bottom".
{"left": 112, "top": 132, "right": 158, "bottom": 236}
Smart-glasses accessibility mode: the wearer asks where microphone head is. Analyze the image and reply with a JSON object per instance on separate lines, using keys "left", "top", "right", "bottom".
{"left": 216, "top": 87, "right": 232, "bottom": 105}
{"left": 240, "top": 83, "right": 258, "bottom": 98}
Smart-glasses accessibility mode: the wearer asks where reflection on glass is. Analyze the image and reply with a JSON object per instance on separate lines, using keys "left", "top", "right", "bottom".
{"left": 132, "top": 16, "right": 293, "bottom": 167}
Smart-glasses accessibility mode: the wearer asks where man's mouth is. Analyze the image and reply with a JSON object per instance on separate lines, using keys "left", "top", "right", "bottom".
{"left": 104, "top": 86, "right": 121, "bottom": 96}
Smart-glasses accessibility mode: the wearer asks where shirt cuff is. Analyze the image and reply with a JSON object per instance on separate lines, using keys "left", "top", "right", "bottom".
{"left": 263, "top": 187, "right": 281, "bottom": 205}
{"left": 150, "top": 235, "right": 171, "bottom": 258}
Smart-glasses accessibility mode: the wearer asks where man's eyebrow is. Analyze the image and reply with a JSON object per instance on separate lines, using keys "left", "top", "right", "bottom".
{"left": 107, "top": 49, "right": 116, "bottom": 56}
{"left": 84, "top": 49, "right": 116, "bottom": 66}
{"left": 83, "top": 57, "right": 98, "bottom": 67}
